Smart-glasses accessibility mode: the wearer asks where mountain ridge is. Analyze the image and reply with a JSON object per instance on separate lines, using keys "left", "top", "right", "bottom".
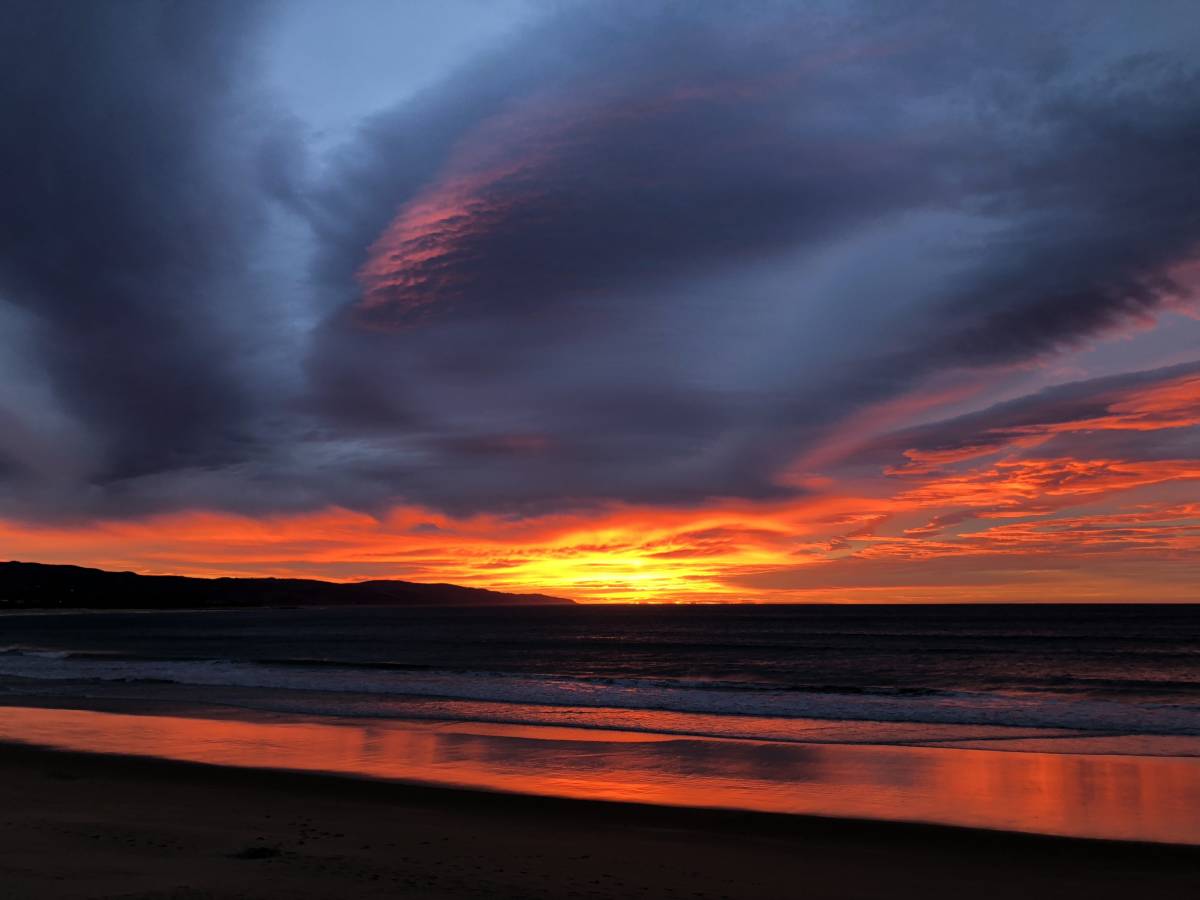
{"left": 0, "top": 561, "right": 574, "bottom": 610}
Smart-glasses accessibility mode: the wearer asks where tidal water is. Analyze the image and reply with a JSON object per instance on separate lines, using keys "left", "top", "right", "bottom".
{"left": 1, "top": 604, "right": 1198, "bottom": 842}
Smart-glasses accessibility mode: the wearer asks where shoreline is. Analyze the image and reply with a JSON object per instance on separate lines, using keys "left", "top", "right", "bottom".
{"left": 3, "top": 739, "right": 1200, "bottom": 849}
{"left": 1, "top": 702, "right": 1199, "bottom": 846}
{"left": 4, "top": 738, "right": 1199, "bottom": 850}
{"left": 4, "top": 689, "right": 1200, "bottom": 758}
{"left": 1, "top": 740, "right": 1198, "bottom": 899}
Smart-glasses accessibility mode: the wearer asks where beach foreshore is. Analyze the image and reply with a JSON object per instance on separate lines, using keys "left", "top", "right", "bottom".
{"left": 1, "top": 742, "right": 1197, "bottom": 900}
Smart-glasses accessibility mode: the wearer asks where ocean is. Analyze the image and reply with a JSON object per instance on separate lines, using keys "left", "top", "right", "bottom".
{"left": 2, "top": 604, "right": 1199, "bottom": 842}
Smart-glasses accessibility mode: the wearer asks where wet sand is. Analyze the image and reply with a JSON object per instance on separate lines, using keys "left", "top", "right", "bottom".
{"left": 4, "top": 702, "right": 1200, "bottom": 845}
{"left": 1, "top": 743, "right": 1197, "bottom": 899}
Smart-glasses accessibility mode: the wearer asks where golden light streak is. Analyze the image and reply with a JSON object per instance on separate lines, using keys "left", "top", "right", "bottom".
{"left": 4, "top": 369, "right": 1197, "bottom": 603}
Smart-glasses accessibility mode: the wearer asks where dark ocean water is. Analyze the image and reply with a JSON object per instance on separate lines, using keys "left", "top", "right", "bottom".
{"left": 2, "top": 604, "right": 1199, "bottom": 745}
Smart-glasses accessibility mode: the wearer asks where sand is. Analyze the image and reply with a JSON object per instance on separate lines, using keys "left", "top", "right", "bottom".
{"left": 0, "top": 742, "right": 1197, "bottom": 899}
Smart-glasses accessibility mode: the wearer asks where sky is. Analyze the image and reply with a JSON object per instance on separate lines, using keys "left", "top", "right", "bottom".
{"left": 1, "top": 0, "right": 1198, "bottom": 602}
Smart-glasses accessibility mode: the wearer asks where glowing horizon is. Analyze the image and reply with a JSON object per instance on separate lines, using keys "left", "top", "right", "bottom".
{"left": 5, "top": 360, "right": 1197, "bottom": 604}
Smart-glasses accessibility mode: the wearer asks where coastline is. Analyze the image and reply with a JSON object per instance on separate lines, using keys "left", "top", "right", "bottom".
{"left": 3, "top": 603, "right": 1198, "bottom": 895}
{"left": 2, "top": 740, "right": 1198, "bottom": 900}
{"left": 1, "top": 702, "right": 1199, "bottom": 846}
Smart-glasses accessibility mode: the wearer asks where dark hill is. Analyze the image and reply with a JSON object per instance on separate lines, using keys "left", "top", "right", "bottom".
{"left": 0, "top": 561, "right": 573, "bottom": 610}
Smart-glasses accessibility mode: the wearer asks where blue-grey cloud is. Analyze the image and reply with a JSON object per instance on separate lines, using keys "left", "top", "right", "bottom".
{"left": 0, "top": 1, "right": 281, "bottom": 483}
{"left": 1, "top": 0, "right": 1199, "bottom": 521}
{"left": 301, "top": 0, "right": 1200, "bottom": 512}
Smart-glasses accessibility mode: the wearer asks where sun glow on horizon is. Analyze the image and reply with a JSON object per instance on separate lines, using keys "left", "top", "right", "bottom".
{"left": 2, "top": 365, "right": 1197, "bottom": 604}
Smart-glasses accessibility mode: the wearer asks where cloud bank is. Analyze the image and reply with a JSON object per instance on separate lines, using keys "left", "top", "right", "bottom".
{"left": 0, "top": 0, "right": 1198, "bottom": 598}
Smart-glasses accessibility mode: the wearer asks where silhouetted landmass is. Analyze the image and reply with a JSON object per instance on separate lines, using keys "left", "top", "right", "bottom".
{"left": 0, "top": 561, "right": 573, "bottom": 610}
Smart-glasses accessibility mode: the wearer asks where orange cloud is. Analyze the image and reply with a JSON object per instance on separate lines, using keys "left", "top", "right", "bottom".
{"left": 888, "top": 369, "right": 1200, "bottom": 478}
{"left": 3, "top": 458, "right": 1196, "bottom": 604}
{"left": 895, "top": 457, "right": 1200, "bottom": 519}
{"left": 0, "top": 501, "right": 821, "bottom": 603}
{"left": 4, "top": 367, "right": 1197, "bottom": 604}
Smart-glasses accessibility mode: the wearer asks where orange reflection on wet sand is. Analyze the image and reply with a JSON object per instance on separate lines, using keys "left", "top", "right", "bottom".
{"left": 1, "top": 705, "right": 1197, "bottom": 845}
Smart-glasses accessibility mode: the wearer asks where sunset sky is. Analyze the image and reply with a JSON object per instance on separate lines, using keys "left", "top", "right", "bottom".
{"left": 1, "top": 0, "right": 1198, "bottom": 602}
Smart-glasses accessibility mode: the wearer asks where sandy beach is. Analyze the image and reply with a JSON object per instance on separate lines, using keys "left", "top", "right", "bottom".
{"left": 1, "top": 742, "right": 1197, "bottom": 900}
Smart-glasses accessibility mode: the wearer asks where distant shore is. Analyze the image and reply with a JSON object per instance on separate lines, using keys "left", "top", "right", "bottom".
{"left": 0, "top": 560, "right": 573, "bottom": 611}
{"left": 1, "top": 741, "right": 1198, "bottom": 899}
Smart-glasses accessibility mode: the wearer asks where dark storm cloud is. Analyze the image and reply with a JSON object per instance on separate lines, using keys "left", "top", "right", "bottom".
{"left": 0, "top": 0, "right": 281, "bottom": 506}
{"left": 301, "top": 1, "right": 1200, "bottom": 512}
{"left": 308, "top": 5, "right": 943, "bottom": 323}
{"left": 2, "top": 1, "right": 1199, "bottom": 521}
